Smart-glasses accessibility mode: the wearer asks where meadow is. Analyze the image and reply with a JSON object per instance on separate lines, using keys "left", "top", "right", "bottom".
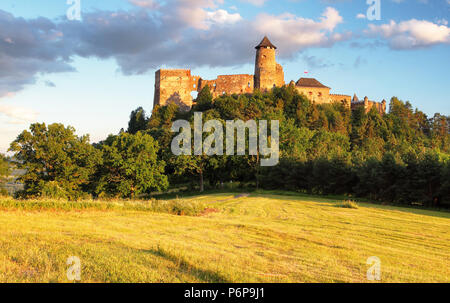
{"left": 0, "top": 192, "right": 448, "bottom": 283}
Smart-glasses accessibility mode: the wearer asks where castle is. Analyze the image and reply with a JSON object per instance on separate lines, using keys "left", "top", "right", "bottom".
{"left": 153, "top": 36, "right": 386, "bottom": 114}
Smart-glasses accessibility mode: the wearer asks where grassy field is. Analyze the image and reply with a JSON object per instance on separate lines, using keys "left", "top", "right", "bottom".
{"left": 0, "top": 192, "right": 449, "bottom": 283}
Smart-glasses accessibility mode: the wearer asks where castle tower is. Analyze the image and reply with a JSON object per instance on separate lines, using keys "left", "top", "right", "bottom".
{"left": 254, "top": 36, "right": 284, "bottom": 91}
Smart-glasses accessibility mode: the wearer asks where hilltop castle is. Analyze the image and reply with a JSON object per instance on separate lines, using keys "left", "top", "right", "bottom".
{"left": 153, "top": 36, "right": 386, "bottom": 114}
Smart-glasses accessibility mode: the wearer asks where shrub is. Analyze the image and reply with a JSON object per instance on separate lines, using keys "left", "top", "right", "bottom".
{"left": 150, "top": 198, "right": 205, "bottom": 216}
{"left": 0, "top": 187, "right": 8, "bottom": 197}
{"left": 41, "top": 181, "right": 69, "bottom": 200}
{"left": 336, "top": 200, "right": 359, "bottom": 209}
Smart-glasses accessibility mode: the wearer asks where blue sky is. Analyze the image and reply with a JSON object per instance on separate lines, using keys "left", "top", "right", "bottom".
{"left": 0, "top": 0, "right": 449, "bottom": 153}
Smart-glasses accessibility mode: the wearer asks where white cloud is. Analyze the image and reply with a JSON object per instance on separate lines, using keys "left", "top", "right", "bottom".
{"left": 128, "top": 0, "right": 159, "bottom": 9}
{"left": 241, "top": 0, "right": 267, "bottom": 6}
{"left": 366, "top": 19, "right": 450, "bottom": 49}
{"left": 206, "top": 9, "right": 242, "bottom": 25}
{"left": 437, "top": 19, "right": 448, "bottom": 26}
{"left": 253, "top": 7, "right": 347, "bottom": 55}
{"left": 0, "top": 103, "right": 38, "bottom": 124}
{"left": 0, "top": 4, "right": 349, "bottom": 91}
{"left": 356, "top": 13, "right": 366, "bottom": 19}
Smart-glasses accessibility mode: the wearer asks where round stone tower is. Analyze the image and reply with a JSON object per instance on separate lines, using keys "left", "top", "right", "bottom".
{"left": 254, "top": 36, "right": 284, "bottom": 91}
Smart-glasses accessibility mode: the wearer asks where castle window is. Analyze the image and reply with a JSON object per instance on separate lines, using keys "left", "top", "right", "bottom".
{"left": 213, "top": 83, "right": 217, "bottom": 87}
{"left": 248, "top": 82, "right": 251, "bottom": 88}
{"left": 318, "top": 92, "right": 322, "bottom": 97}
{"left": 193, "top": 84, "right": 196, "bottom": 88}
{"left": 222, "top": 91, "right": 226, "bottom": 95}
{"left": 309, "top": 92, "right": 312, "bottom": 95}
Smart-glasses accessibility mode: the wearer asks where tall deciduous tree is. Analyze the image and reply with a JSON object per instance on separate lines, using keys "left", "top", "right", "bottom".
{"left": 96, "top": 132, "right": 168, "bottom": 198}
{"left": 9, "top": 123, "right": 102, "bottom": 199}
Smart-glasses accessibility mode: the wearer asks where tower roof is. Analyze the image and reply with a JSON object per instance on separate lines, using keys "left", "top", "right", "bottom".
{"left": 255, "top": 36, "right": 277, "bottom": 49}
{"left": 295, "top": 78, "right": 329, "bottom": 89}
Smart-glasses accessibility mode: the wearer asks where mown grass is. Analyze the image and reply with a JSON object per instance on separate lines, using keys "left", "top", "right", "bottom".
{"left": 0, "top": 196, "right": 205, "bottom": 216}
{"left": 0, "top": 192, "right": 449, "bottom": 283}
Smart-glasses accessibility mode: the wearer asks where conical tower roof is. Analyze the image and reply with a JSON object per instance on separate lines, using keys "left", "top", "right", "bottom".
{"left": 255, "top": 36, "right": 277, "bottom": 49}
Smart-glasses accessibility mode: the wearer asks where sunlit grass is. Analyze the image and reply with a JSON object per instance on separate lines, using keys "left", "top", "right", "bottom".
{"left": 0, "top": 192, "right": 448, "bottom": 282}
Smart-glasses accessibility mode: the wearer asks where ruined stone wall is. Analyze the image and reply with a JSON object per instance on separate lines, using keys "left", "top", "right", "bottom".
{"left": 199, "top": 74, "right": 254, "bottom": 98}
{"left": 351, "top": 99, "right": 387, "bottom": 115}
{"left": 153, "top": 69, "right": 200, "bottom": 111}
{"left": 275, "top": 64, "right": 284, "bottom": 88}
{"left": 330, "top": 94, "right": 352, "bottom": 109}
{"left": 254, "top": 47, "right": 284, "bottom": 91}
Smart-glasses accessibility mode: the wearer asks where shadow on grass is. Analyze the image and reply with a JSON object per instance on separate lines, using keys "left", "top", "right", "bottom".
{"left": 143, "top": 246, "right": 231, "bottom": 283}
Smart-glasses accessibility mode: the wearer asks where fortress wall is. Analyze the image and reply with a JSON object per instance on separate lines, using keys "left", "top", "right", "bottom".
{"left": 330, "top": 94, "right": 352, "bottom": 108}
{"left": 351, "top": 100, "right": 387, "bottom": 115}
{"left": 214, "top": 74, "right": 254, "bottom": 97}
{"left": 366, "top": 101, "right": 386, "bottom": 115}
{"left": 154, "top": 69, "right": 200, "bottom": 110}
{"left": 275, "top": 64, "right": 285, "bottom": 87}
{"left": 295, "top": 87, "right": 331, "bottom": 104}
{"left": 199, "top": 74, "right": 254, "bottom": 98}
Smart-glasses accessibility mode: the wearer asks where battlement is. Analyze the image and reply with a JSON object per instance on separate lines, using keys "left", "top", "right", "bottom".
{"left": 351, "top": 96, "right": 387, "bottom": 115}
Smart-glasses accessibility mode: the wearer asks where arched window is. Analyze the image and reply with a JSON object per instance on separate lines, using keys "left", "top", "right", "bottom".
{"left": 248, "top": 82, "right": 251, "bottom": 88}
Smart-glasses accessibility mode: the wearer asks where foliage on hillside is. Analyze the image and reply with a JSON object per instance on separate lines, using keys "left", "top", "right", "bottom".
{"left": 7, "top": 85, "right": 450, "bottom": 206}
{"left": 144, "top": 86, "right": 450, "bottom": 206}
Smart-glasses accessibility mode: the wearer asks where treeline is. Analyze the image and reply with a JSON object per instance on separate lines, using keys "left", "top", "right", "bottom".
{"left": 7, "top": 124, "right": 167, "bottom": 200}
{"left": 4, "top": 85, "right": 450, "bottom": 207}
{"left": 0, "top": 154, "right": 10, "bottom": 195}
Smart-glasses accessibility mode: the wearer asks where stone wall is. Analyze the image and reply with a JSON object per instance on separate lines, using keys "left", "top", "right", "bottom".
{"left": 330, "top": 94, "right": 352, "bottom": 108}
{"left": 199, "top": 74, "right": 254, "bottom": 98}
{"left": 295, "top": 86, "right": 331, "bottom": 104}
{"left": 351, "top": 98, "right": 387, "bottom": 115}
{"left": 154, "top": 69, "right": 200, "bottom": 111}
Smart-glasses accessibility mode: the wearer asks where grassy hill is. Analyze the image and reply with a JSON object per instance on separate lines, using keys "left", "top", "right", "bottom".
{"left": 0, "top": 192, "right": 448, "bottom": 282}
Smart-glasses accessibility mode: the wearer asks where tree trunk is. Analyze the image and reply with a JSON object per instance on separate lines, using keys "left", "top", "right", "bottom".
{"left": 199, "top": 171, "right": 204, "bottom": 192}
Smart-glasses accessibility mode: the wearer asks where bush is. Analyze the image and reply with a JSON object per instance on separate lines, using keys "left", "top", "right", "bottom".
{"left": 336, "top": 200, "right": 359, "bottom": 209}
{"left": 0, "top": 187, "right": 8, "bottom": 197}
{"left": 41, "top": 181, "right": 69, "bottom": 200}
{"left": 150, "top": 198, "right": 206, "bottom": 216}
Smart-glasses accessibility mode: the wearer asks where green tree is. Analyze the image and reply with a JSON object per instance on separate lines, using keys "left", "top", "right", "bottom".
{"left": 193, "top": 85, "right": 213, "bottom": 111}
{"left": 0, "top": 153, "right": 10, "bottom": 195}
{"left": 0, "top": 153, "right": 9, "bottom": 179}
{"left": 9, "top": 123, "right": 102, "bottom": 199}
{"left": 96, "top": 132, "right": 168, "bottom": 198}
{"left": 127, "top": 107, "right": 148, "bottom": 134}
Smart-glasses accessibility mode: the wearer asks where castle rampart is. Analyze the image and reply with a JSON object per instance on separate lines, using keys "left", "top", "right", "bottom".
{"left": 199, "top": 74, "right": 254, "bottom": 98}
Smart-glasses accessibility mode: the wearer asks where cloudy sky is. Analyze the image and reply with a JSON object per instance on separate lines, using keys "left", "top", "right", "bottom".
{"left": 0, "top": 0, "right": 449, "bottom": 153}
